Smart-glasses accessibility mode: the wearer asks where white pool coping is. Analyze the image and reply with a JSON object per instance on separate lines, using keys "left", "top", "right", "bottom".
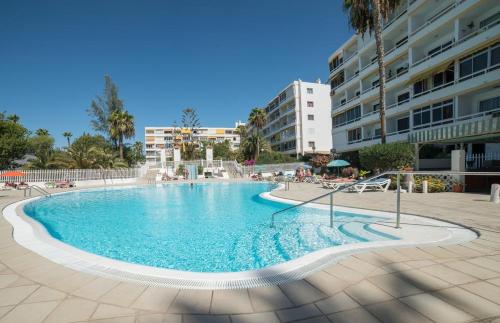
{"left": 2, "top": 184, "right": 477, "bottom": 290}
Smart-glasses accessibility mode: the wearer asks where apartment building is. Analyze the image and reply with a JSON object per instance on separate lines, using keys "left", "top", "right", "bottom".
{"left": 251, "top": 80, "right": 332, "bottom": 157}
{"left": 328, "top": 0, "right": 500, "bottom": 164}
{"left": 144, "top": 122, "right": 244, "bottom": 165}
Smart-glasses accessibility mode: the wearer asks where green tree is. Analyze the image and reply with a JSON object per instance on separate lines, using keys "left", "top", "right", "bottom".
{"left": 63, "top": 131, "right": 73, "bottom": 147}
{"left": 180, "top": 108, "right": 201, "bottom": 160}
{"left": 0, "top": 117, "right": 29, "bottom": 169}
{"left": 25, "top": 133, "right": 55, "bottom": 169}
{"left": 124, "top": 141, "right": 145, "bottom": 166}
{"left": 57, "top": 133, "right": 111, "bottom": 169}
{"left": 109, "top": 110, "right": 135, "bottom": 159}
{"left": 359, "top": 142, "right": 415, "bottom": 171}
{"left": 343, "top": 0, "right": 401, "bottom": 144}
{"left": 7, "top": 114, "right": 20, "bottom": 124}
{"left": 35, "top": 128, "right": 49, "bottom": 136}
{"left": 87, "top": 75, "right": 124, "bottom": 140}
{"left": 241, "top": 133, "right": 269, "bottom": 160}
{"left": 248, "top": 108, "right": 267, "bottom": 159}
{"left": 235, "top": 124, "right": 248, "bottom": 140}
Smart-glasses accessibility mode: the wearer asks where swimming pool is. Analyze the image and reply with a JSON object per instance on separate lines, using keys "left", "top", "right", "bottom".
{"left": 22, "top": 183, "right": 399, "bottom": 273}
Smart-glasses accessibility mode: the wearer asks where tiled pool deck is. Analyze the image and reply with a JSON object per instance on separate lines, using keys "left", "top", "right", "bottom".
{"left": 0, "top": 181, "right": 499, "bottom": 323}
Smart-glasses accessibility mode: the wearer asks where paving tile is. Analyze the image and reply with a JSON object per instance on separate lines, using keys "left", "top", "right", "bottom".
{"left": 48, "top": 271, "right": 97, "bottom": 293}
{"left": 327, "top": 308, "right": 381, "bottom": 323}
{"left": 366, "top": 299, "right": 433, "bottom": 323}
{"left": 6, "top": 276, "right": 34, "bottom": 287}
{"left": 433, "top": 287, "right": 500, "bottom": 319}
{"left": 0, "top": 275, "right": 18, "bottom": 288}
{"left": 344, "top": 281, "right": 393, "bottom": 305}
{"left": 418, "top": 246, "right": 460, "bottom": 259}
{"left": 135, "top": 313, "right": 182, "bottom": 323}
{"left": 353, "top": 252, "right": 392, "bottom": 266}
{"left": 400, "top": 293, "right": 474, "bottom": 323}
{"left": 72, "top": 277, "right": 120, "bottom": 299}
{"left": 404, "top": 259, "right": 436, "bottom": 269}
{"left": 131, "top": 286, "right": 179, "bottom": 312}
{"left": 488, "top": 277, "right": 500, "bottom": 287}
{"left": 248, "top": 285, "right": 293, "bottom": 311}
{"left": 420, "top": 264, "right": 478, "bottom": 285}
{"left": 460, "top": 281, "right": 500, "bottom": 304}
{"left": 0, "top": 306, "right": 13, "bottom": 318}
{"left": 396, "top": 247, "right": 434, "bottom": 260}
{"left": 231, "top": 311, "right": 280, "bottom": 323}
{"left": 169, "top": 289, "right": 211, "bottom": 314}
{"left": 339, "top": 257, "right": 378, "bottom": 275}
{"left": 380, "top": 262, "right": 412, "bottom": 273}
{"left": 183, "top": 314, "right": 230, "bottom": 323}
{"left": 305, "top": 271, "right": 348, "bottom": 296}
{"left": 323, "top": 264, "right": 364, "bottom": 283}
{"left": 467, "top": 257, "right": 500, "bottom": 273}
{"left": 44, "top": 297, "right": 98, "bottom": 323}
{"left": 22, "top": 262, "right": 75, "bottom": 285}
{"left": 276, "top": 303, "right": 322, "bottom": 322}
{"left": 314, "top": 291, "right": 359, "bottom": 314}
{"left": 368, "top": 273, "right": 422, "bottom": 297}
{"left": 442, "top": 245, "right": 483, "bottom": 257}
{"left": 99, "top": 282, "right": 147, "bottom": 307}
{"left": 91, "top": 304, "right": 136, "bottom": 319}
{"left": 0, "top": 285, "right": 39, "bottom": 306}
{"left": 444, "top": 260, "right": 500, "bottom": 280}
{"left": 23, "top": 286, "right": 66, "bottom": 303}
{"left": 0, "top": 300, "right": 59, "bottom": 323}
{"left": 279, "top": 280, "right": 327, "bottom": 306}
{"left": 210, "top": 289, "right": 253, "bottom": 314}
{"left": 88, "top": 317, "right": 135, "bottom": 323}
{"left": 394, "top": 269, "right": 451, "bottom": 291}
{"left": 373, "top": 249, "right": 411, "bottom": 262}
{"left": 294, "top": 316, "right": 330, "bottom": 323}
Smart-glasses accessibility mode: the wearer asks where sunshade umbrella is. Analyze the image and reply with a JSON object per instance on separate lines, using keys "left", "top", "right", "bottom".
{"left": 327, "top": 159, "right": 351, "bottom": 177}
{"left": 326, "top": 160, "right": 350, "bottom": 167}
{"left": 302, "top": 165, "right": 312, "bottom": 169}
{"left": 0, "top": 171, "right": 25, "bottom": 177}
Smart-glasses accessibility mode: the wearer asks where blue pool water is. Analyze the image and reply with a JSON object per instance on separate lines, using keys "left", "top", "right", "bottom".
{"left": 23, "top": 183, "right": 398, "bottom": 272}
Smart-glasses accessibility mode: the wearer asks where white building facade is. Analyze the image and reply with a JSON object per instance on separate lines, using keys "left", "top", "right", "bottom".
{"left": 328, "top": 0, "right": 500, "bottom": 159}
{"left": 144, "top": 122, "right": 244, "bottom": 165}
{"left": 255, "top": 80, "right": 333, "bottom": 157}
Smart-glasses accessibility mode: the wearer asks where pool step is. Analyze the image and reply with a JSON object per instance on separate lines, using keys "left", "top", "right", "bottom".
{"left": 338, "top": 221, "right": 396, "bottom": 242}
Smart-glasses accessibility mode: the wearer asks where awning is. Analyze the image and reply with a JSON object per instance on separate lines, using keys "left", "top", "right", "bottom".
{"left": 408, "top": 116, "right": 500, "bottom": 144}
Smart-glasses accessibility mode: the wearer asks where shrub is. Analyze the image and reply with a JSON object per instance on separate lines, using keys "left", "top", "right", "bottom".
{"left": 197, "top": 165, "right": 203, "bottom": 175}
{"left": 389, "top": 175, "right": 446, "bottom": 192}
{"left": 256, "top": 151, "right": 295, "bottom": 164}
{"left": 176, "top": 164, "right": 185, "bottom": 176}
{"left": 359, "top": 142, "right": 415, "bottom": 172}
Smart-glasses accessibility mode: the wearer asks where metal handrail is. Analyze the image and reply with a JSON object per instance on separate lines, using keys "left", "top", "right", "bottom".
{"left": 270, "top": 170, "right": 500, "bottom": 229}
{"left": 271, "top": 171, "right": 390, "bottom": 227}
{"left": 25, "top": 185, "right": 52, "bottom": 198}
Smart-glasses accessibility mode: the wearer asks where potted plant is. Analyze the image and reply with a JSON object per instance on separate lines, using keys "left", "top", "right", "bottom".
{"left": 358, "top": 170, "right": 370, "bottom": 180}
{"left": 451, "top": 179, "right": 464, "bottom": 193}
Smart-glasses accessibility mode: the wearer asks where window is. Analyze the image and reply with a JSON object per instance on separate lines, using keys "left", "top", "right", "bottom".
{"left": 347, "top": 128, "right": 361, "bottom": 143}
{"left": 307, "top": 101, "right": 314, "bottom": 107}
{"left": 413, "top": 79, "right": 428, "bottom": 96}
{"left": 491, "top": 43, "right": 500, "bottom": 66}
{"left": 279, "top": 91, "right": 287, "bottom": 102}
{"left": 307, "top": 88, "right": 314, "bottom": 94}
{"left": 308, "top": 114, "right": 314, "bottom": 121}
{"left": 308, "top": 141, "right": 315, "bottom": 148}
{"left": 397, "top": 92, "right": 410, "bottom": 103}
{"left": 372, "top": 103, "right": 380, "bottom": 111}
{"left": 330, "top": 72, "right": 344, "bottom": 89}
{"left": 432, "top": 99, "right": 454, "bottom": 123}
{"left": 480, "top": 12, "right": 500, "bottom": 28}
{"left": 397, "top": 117, "right": 410, "bottom": 132}
{"left": 332, "top": 105, "right": 360, "bottom": 128}
{"left": 432, "top": 64, "right": 454, "bottom": 88}
{"left": 479, "top": 96, "right": 500, "bottom": 112}
{"left": 413, "top": 106, "right": 431, "bottom": 129}
{"left": 459, "top": 48, "right": 488, "bottom": 79}
{"left": 371, "top": 79, "right": 380, "bottom": 87}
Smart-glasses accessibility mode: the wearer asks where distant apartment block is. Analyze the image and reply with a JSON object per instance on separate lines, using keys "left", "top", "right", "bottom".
{"left": 144, "top": 122, "right": 244, "bottom": 165}
{"left": 251, "top": 80, "right": 333, "bottom": 157}
{"left": 328, "top": 0, "right": 500, "bottom": 162}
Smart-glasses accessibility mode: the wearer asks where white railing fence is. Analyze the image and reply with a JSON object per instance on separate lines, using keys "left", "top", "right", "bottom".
{"left": 241, "top": 162, "right": 305, "bottom": 176}
{"left": 466, "top": 152, "right": 500, "bottom": 170}
{"left": 0, "top": 168, "right": 141, "bottom": 183}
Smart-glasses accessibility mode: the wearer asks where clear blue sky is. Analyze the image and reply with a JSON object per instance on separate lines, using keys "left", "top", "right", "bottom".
{"left": 1, "top": 0, "right": 352, "bottom": 147}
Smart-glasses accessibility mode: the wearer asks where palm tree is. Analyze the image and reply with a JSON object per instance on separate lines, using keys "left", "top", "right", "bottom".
{"left": 109, "top": 110, "right": 135, "bottom": 159}
{"left": 63, "top": 131, "right": 73, "bottom": 147}
{"left": 7, "top": 114, "right": 20, "bottom": 123}
{"left": 35, "top": 128, "right": 49, "bottom": 136}
{"left": 242, "top": 134, "right": 270, "bottom": 160}
{"left": 248, "top": 108, "right": 267, "bottom": 159}
{"left": 343, "top": 0, "right": 401, "bottom": 144}
{"left": 235, "top": 124, "right": 248, "bottom": 140}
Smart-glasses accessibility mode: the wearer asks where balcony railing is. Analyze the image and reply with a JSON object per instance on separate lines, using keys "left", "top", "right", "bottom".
{"left": 455, "top": 107, "right": 500, "bottom": 122}
{"left": 412, "top": 40, "right": 455, "bottom": 67}
{"left": 329, "top": 50, "right": 358, "bottom": 75}
{"left": 410, "top": 0, "right": 463, "bottom": 37}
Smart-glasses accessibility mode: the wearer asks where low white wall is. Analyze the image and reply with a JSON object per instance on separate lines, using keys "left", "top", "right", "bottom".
{"left": 26, "top": 178, "right": 138, "bottom": 188}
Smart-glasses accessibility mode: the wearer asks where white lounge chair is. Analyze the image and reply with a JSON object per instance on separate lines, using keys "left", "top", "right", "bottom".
{"left": 354, "top": 178, "right": 391, "bottom": 194}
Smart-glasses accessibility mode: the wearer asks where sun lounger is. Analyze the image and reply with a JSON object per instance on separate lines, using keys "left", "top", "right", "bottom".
{"left": 354, "top": 178, "right": 391, "bottom": 194}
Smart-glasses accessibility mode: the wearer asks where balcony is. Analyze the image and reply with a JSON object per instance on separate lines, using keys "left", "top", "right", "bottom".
{"left": 328, "top": 50, "right": 358, "bottom": 76}
{"left": 410, "top": 0, "right": 461, "bottom": 37}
